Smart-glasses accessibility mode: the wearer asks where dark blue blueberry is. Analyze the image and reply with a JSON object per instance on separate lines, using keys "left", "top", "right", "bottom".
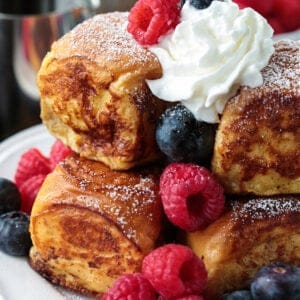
{"left": 221, "top": 290, "right": 253, "bottom": 300}
{"left": 0, "top": 178, "right": 21, "bottom": 215}
{"left": 251, "top": 262, "right": 300, "bottom": 300}
{"left": 0, "top": 211, "right": 32, "bottom": 256}
{"left": 181, "top": 0, "right": 221, "bottom": 9}
{"left": 156, "top": 104, "right": 216, "bottom": 165}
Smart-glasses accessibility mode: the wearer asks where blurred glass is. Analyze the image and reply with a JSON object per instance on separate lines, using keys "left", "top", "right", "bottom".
{"left": 95, "top": 0, "right": 137, "bottom": 13}
{"left": 0, "top": 0, "right": 100, "bottom": 140}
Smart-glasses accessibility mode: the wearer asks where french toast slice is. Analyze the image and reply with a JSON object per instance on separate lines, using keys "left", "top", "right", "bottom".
{"left": 29, "top": 154, "right": 165, "bottom": 295}
{"left": 38, "top": 12, "right": 169, "bottom": 170}
{"left": 212, "top": 40, "right": 300, "bottom": 195}
{"left": 186, "top": 195, "right": 300, "bottom": 299}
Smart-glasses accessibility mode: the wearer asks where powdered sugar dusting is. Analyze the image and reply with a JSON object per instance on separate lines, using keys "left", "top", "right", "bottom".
{"left": 61, "top": 156, "right": 161, "bottom": 244}
{"left": 232, "top": 196, "right": 300, "bottom": 223}
{"left": 245, "top": 40, "right": 300, "bottom": 95}
{"left": 53, "top": 12, "right": 158, "bottom": 70}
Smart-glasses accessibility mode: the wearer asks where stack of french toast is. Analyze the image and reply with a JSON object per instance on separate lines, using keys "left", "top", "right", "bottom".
{"left": 29, "top": 10, "right": 300, "bottom": 300}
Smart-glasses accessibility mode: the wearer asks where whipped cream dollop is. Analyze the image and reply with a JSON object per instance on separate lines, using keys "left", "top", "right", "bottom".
{"left": 147, "top": 0, "right": 274, "bottom": 123}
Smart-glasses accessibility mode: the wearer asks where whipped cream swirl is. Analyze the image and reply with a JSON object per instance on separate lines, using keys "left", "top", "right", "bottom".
{"left": 147, "top": 0, "right": 274, "bottom": 123}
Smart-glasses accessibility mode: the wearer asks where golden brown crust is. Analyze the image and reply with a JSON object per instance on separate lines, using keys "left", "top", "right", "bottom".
{"left": 38, "top": 12, "right": 169, "bottom": 170}
{"left": 29, "top": 154, "right": 165, "bottom": 295}
{"left": 212, "top": 40, "right": 300, "bottom": 195}
{"left": 186, "top": 194, "right": 300, "bottom": 299}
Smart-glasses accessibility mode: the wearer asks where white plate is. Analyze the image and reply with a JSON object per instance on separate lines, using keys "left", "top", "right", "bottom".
{"left": 0, "top": 125, "right": 91, "bottom": 300}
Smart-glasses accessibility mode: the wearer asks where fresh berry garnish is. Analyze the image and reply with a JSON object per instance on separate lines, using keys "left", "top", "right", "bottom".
{"left": 101, "top": 273, "right": 156, "bottom": 300}
{"left": 250, "top": 262, "right": 300, "bottom": 300}
{"left": 0, "top": 211, "right": 32, "bottom": 256}
{"left": 181, "top": 0, "right": 219, "bottom": 9}
{"left": 49, "top": 139, "right": 72, "bottom": 170}
{"left": 19, "top": 174, "right": 46, "bottom": 214}
{"left": 156, "top": 105, "right": 217, "bottom": 165}
{"left": 234, "top": 0, "right": 274, "bottom": 16}
{"left": 14, "top": 148, "right": 51, "bottom": 187}
{"left": 0, "top": 178, "right": 21, "bottom": 214}
{"left": 160, "top": 163, "right": 225, "bottom": 231}
{"left": 266, "top": 17, "right": 285, "bottom": 34}
{"left": 221, "top": 290, "right": 253, "bottom": 300}
{"left": 273, "top": 0, "right": 300, "bottom": 32}
{"left": 142, "top": 244, "right": 207, "bottom": 299}
{"left": 127, "top": 0, "right": 180, "bottom": 46}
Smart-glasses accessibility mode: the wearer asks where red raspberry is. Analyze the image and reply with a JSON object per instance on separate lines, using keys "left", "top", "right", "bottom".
{"left": 267, "top": 16, "right": 286, "bottom": 34}
{"left": 14, "top": 148, "right": 51, "bottom": 187}
{"left": 234, "top": 0, "right": 274, "bottom": 16}
{"left": 19, "top": 174, "right": 46, "bottom": 214}
{"left": 49, "top": 140, "right": 72, "bottom": 170}
{"left": 142, "top": 244, "right": 207, "bottom": 299}
{"left": 102, "top": 273, "right": 156, "bottom": 300}
{"left": 159, "top": 163, "right": 225, "bottom": 232}
{"left": 273, "top": 0, "right": 300, "bottom": 32}
{"left": 127, "top": 0, "right": 180, "bottom": 46}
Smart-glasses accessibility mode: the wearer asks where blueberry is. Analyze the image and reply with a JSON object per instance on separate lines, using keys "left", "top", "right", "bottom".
{"left": 0, "top": 178, "right": 21, "bottom": 215}
{"left": 181, "top": 0, "right": 221, "bottom": 9}
{"left": 0, "top": 211, "right": 32, "bottom": 256}
{"left": 156, "top": 104, "right": 216, "bottom": 165}
{"left": 221, "top": 290, "right": 253, "bottom": 300}
{"left": 251, "top": 262, "right": 300, "bottom": 300}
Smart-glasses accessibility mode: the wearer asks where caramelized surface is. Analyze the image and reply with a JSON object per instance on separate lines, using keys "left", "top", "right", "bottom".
{"left": 212, "top": 41, "right": 300, "bottom": 195}
{"left": 30, "top": 154, "right": 164, "bottom": 295}
{"left": 186, "top": 195, "right": 300, "bottom": 299}
{"left": 38, "top": 12, "right": 169, "bottom": 170}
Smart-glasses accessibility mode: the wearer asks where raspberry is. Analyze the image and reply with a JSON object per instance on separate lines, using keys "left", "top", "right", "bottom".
{"left": 19, "top": 174, "right": 46, "bottom": 214}
{"left": 267, "top": 17, "right": 286, "bottom": 34}
{"left": 142, "top": 244, "right": 207, "bottom": 299}
{"left": 49, "top": 140, "right": 72, "bottom": 170}
{"left": 159, "top": 163, "right": 225, "bottom": 232}
{"left": 14, "top": 148, "right": 51, "bottom": 187}
{"left": 273, "top": 0, "right": 300, "bottom": 32}
{"left": 101, "top": 273, "right": 156, "bottom": 300}
{"left": 127, "top": 0, "right": 180, "bottom": 46}
{"left": 234, "top": 0, "right": 274, "bottom": 16}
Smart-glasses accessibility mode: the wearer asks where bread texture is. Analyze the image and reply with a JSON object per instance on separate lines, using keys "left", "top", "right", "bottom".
{"left": 186, "top": 195, "right": 300, "bottom": 299}
{"left": 38, "top": 12, "right": 169, "bottom": 170}
{"left": 29, "top": 154, "right": 165, "bottom": 295}
{"left": 212, "top": 40, "right": 300, "bottom": 195}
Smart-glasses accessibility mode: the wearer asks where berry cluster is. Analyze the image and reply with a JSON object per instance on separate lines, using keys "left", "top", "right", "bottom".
{"left": 127, "top": 0, "right": 222, "bottom": 46}
{"left": 0, "top": 140, "right": 72, "bottom": 257}
{"left": 101, "top": 244, "right": 208, "bottom": 299}
{"left": 222, "top": 262, "right": 300, "bottom": 300}
{"left": 128, "top": 0, "right": 299, "bottom": 46}
{"left": 14, "top": 140, "right": 72, "bottom": 214}
{"left": 234, "top": 0, "right": 300, "bottom": 33}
